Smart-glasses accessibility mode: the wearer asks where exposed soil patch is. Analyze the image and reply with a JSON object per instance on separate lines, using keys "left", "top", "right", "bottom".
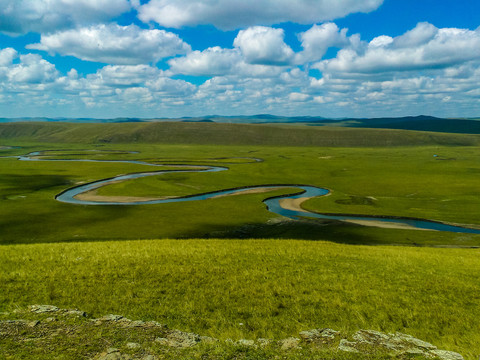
{"left": 212, "top": 187, "right": 286, "bottom": 199}
{"left": 75, "top": 189, "right": 172, "bottom": 203}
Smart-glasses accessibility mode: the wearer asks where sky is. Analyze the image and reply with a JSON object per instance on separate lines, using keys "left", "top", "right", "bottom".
{"left": 0, "top": 0, "right": 479, "bottom": 119}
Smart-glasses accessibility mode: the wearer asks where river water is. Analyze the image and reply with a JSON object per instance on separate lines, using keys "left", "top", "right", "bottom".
{"left": 18, "top": 151, "right": 480, "bottom": 234}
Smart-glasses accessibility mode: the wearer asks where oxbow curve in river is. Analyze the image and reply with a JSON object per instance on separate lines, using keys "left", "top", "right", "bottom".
{"left": 17, "top": 151, "right": 480, "bottom": 234}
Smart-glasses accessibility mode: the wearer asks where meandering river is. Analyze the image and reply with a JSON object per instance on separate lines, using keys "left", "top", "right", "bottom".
{"left": 17, "top": 151, "right": 480, "bottom": 234}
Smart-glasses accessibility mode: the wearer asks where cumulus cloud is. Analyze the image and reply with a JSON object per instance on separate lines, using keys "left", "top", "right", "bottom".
{"left": 137, "top": 0, "right": 384, "bottom": 30}
{"left": 168, "top": 47, "right": 241, "bottom": 76}
{"left": 234, "top": 26, "right": 294, "bottom": 65}
{"left": 0, "top": 48, "right": 17, "bottom": 66}
{"left": 169, "top": 46, "right": 285, "bottom": 77}
{"left": 146, "top": 77, "right": 196, "bottom": 97}
{"left": 289, "top": 92, "right": 310, "bottom": 102}
{"left": 2, "top": 18, "right": 480, "bottom": 119}
{"left": 77, "top": 64, "right": 197, "bottom": 106}
{"left": 170, "top": 23, "right": 355, "bottom": 76}
{"left": 296, "top": 23, "right": 350, "bottom": 63}
{"left": 316, "top": 23, "right": 480, "bottom": 74}
{"left": 0, "top": 0, "right": 132, "bottom": 34}
{"left": 27, "top": 24, "right": 190, "bottom": 65}
{"left": 88, "top": 65, "right": 159, "bottom": 86}
{"left": 6, "top": 54, "right": 58, "bottom": 84}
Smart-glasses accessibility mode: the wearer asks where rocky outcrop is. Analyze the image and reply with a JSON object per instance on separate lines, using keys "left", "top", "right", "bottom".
{"left": 0, "top": 305, "right": 465, "bottom": 360}
{"left": 334, "top": 329, "right": 463, "bottom": 359}
{"left": 299, "top": 328, "right": 340, "bottom": 345}
{"left": 154, "top": 329, "right": 216, "bottom": 348}
{"left": 297, "top": 328, "right": 464, "bottom": 360}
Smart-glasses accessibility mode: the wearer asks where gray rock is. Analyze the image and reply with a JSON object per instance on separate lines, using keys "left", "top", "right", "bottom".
{"left": 29, "top": 305, "right": 59, "bottom": 313}
{"left": 65, "top": 309, "right": 87, "bottom": 317}
{"left": 393, "top": 332, "right": 437, "bottom": 350}
{"left": 353, "top": 329, "right": 390, "bottom": 344}
{"left": 351, "top": 329, "right": 401, "bottom": 351}
{"left": 429, "top": 349, "right": 464, "bottom": 360}
{"left": 99, "top": 314, "right": 124, "bottom": 322}
{"left": 299, "top": 328, "right": 340, "bottom": 345}
{"left": 126, "top": 342, "right": 140, "bottom": 349}
{"left": 336, "top": 329, "right": 463, "bottom": 358}
{"left": 118, "top": 318, "right": 132, "bottom": 326}
{"left": 237, "top": 339, "right": 255, "bottom": 347}
{"left": 154, "top": 337, "right": 169, "bottom": 346}
{"left": 257, "top": 338, "right": 273, "bottom": 347}
{"left": 279, "top": 337, "right": 301, "bottom": 350}
{"left": 338, "top": 339, "right": 360, "bottom": 353}
{"left": 161, "top": 330, "right": 201, "bottom": 348}
{"left": 128, "top": 320, "right": 145, "bottom": 327}
{"left": 199, "top": 335, "right": 218, "bottom": 344}
{"left": 145, "top": 321, "right": 166, "bottom": 329}
{"left": 27, "top": 320, "right": 40, "bottom": 327}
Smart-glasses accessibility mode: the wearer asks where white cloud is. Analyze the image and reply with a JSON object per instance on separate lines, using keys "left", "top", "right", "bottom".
{"left": 118, "top": 87, "right": 153, "bottom": 104}
{"left": 0, "top": 0, "right": 132, "bottom": 34}
{"left": 88, "top": 65, "right": 159, "bottom": 86}
{"left": 169, "top": 47, "right": 241, "bottom": 76}
{"left": 69, "top": 64, "right": 196, "bottom": 106}
{"left": 169, "top": 46, "right": 285, "bottom": 77}
{"left": 146, "top": 77, "right": 196, "bottom": 96}
{"left": 394, "top": 22, "right": 437, "bottom": 48}
{"left": 296, "top": 23, "right": 350, "bottom": 63}
{"left": 234, "top": 26, "right": 294, "bottom": 65}
{"left": 2, "top": 18, "right": 480, "bottom": 119}
{"left": 137, "top": 0, "right": 384, "bottom": 30}
{"left": 368, "top": 35, "right": 393, "bottom": 48}
{"left": 0, "top": 48, "right": 17, "bottom": 66}
{"left": 289, "top": 92, "right": 310, "bottom": 102}
{"left": 6, "top": 54, "right": 58, "bottom": 84}
{"left": 316, "top": 23, "right": 480, "bottom": 74}
{"left": 27, "top": 24, "right": 190, "bottom": 65}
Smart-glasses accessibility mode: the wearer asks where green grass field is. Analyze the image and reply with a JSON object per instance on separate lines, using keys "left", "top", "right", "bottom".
{"left": 1, "top": 122, "right": 480, "bottom": 358}
{"left": 1, "top": 239, "right": 479, "bottom": 358}
{"left": 1, "top": 141, "right": 479, "bottom": 245}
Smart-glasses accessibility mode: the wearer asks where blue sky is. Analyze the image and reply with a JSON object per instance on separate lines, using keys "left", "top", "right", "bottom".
{"left": 0, "top": 0, "right": 479, "bottom": 118}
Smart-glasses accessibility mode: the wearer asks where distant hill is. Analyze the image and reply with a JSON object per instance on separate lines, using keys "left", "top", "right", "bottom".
{"left": 1, "top": 121, "right": 479, "bottom": 147}
{"left": 0, "top": 115, "right": 479, "bottom": 134}
{"left": 322, "top": 115, "right": 480, "bottom": 135}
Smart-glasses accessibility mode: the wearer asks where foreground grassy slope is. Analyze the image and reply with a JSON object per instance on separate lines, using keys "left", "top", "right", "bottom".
{"left": 1, "top": 239, "right": 478, "bottom": 357}
{"left": 1, "top": 121, "right": 479, "bottom": 146}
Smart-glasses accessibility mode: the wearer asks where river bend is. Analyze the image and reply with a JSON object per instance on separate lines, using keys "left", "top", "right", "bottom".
{"left": 17, "top": 151, "right": 480, "bottom": 234}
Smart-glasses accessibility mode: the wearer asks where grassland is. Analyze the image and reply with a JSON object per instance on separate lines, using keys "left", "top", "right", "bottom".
{"left": 1, "top": 140, "right": 479, "bottom": 245}
{"left": 1, "top": 239, "right": 480, "bottom": 358}
{"left": 1, "top": 122, "right": 480, "bottom": 358}
{"left": 1, "top": 121, "right": 479, "bottom": 146}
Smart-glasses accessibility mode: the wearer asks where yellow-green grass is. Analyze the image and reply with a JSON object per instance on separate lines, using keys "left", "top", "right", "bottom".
{"left": 1, "top": 239, "right": 479, "bottom": 357}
